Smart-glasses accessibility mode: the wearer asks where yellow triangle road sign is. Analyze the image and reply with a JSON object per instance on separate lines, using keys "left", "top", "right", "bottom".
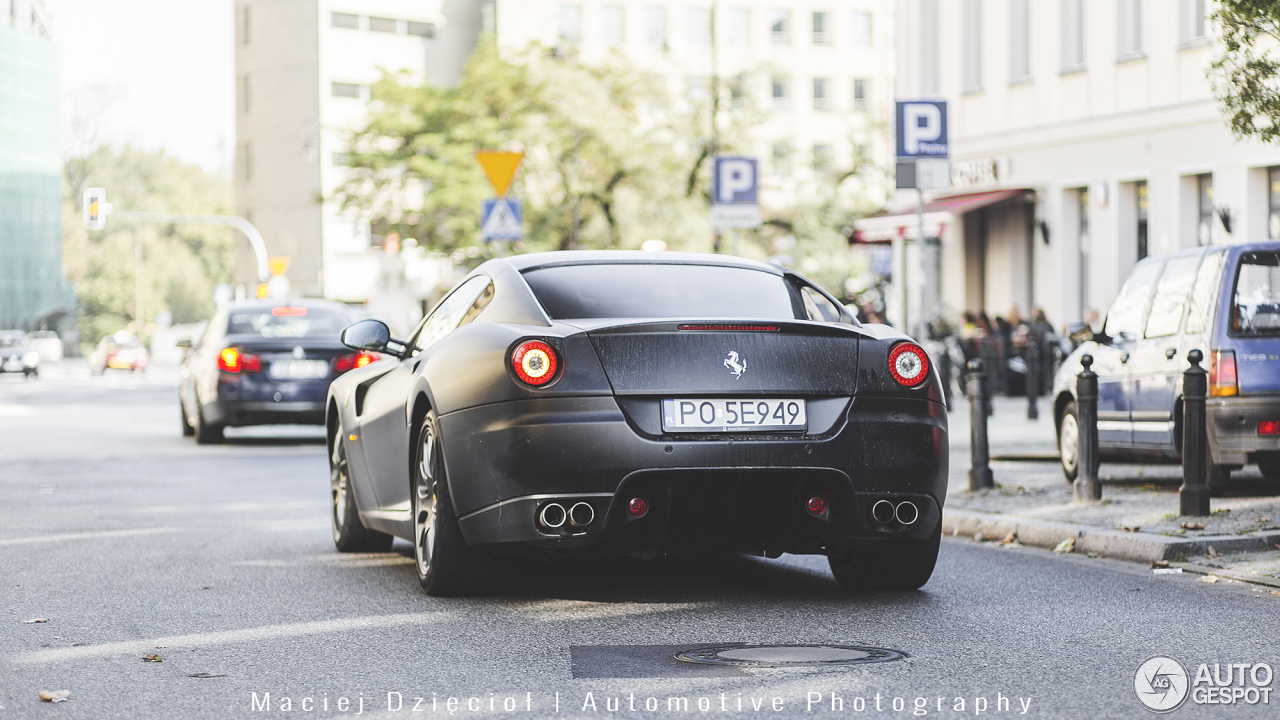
{"left": 475, "top": 150, "right": 524, "bottom": 196}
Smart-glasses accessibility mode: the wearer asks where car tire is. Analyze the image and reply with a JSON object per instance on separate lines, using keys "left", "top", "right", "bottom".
{"left": 330, "top": 422, "right": 393, "bottom": 553}
{"left": 1207, "top": 464, "right": 1231, "bottom": 497}
{"left": 193, "top": 404, "right": 223, "bottom": 444}
{"left": 1259, "top": 458, "right": 1280, "bottom": 481}
{"left": 1058, "top": 402, "right": 1081, "bottom": 482}
{"left": 828, "top": 521, "right": 941, "bottom": 591}
{"left": 413, "top": 411, "right": 505, "bottom": 596}
{"left": 180, "top": 398, "right": 195, "bottom": 437}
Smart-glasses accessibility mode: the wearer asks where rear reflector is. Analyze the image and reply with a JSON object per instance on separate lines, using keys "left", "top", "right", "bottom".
{"left": 1209, "top": 350, "right": 1238, "bottom": 397}
{"left": 627, "top": 497, "right": 648, "bottom": 518}
{"left": 271, "top": 306, "right": 307, "bottom": 317}
{"left": 887, "top": 342, "right": 930, "bottom": 387}
{"left": 678, "top": 324, "right": 779, "bottom": 332}
{"left": 806, "top": 495, "right": 827, "bottom": 516}
{"left": 1260, "top": 420, "right": 1280, "bottom": 436}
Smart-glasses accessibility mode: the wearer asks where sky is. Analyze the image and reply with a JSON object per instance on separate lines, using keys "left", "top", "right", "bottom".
{"left": 46, "top": 0, "right": 234, "bottom": 173}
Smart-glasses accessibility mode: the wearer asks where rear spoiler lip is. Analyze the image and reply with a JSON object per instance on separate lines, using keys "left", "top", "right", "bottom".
{"left": 556, "top": 317, "right": 874, "bottom": 339}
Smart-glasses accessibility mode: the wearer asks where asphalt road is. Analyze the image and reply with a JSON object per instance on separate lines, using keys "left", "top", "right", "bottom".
{"left": 2, "top": 362, "right": 1277, "bottom": 719}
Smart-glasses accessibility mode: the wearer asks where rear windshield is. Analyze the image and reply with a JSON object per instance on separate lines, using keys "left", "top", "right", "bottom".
{"left": 226, "top": 307, "right": 351, "bottom": 338}
{"left": 522, "top": 264, "right": 797, "bottom": 320}
{"left": 1233, "top": 251, "right": 1280, "bottom": 335}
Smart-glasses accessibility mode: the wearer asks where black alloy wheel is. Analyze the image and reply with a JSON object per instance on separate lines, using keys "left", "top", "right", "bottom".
{"left": 330, "top": 421, "right": 393, "bottom": 553}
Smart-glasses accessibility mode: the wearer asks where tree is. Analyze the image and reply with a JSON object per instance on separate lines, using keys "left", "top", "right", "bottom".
{"left": 1210, "top": 1, "right": 1280, "bottom": 143}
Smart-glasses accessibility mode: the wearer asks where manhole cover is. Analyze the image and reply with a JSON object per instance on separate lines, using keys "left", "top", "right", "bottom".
{"left": 674, "top": 644, "right": 905, "bottom": 668}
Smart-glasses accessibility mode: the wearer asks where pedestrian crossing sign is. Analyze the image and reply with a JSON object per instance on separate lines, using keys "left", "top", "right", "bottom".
{"left": 480, "top": 197, "right": 524, "bottom": 241}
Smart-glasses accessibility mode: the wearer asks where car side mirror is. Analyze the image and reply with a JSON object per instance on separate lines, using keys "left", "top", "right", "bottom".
{"left": 175, "top": 339, "right": 193, "bottom": 349}
{"left": 1067, "top": 322, "right": 1092, "bottom": 344}
{"left": 341, "top": 319, "right": 392, "bottom": 353}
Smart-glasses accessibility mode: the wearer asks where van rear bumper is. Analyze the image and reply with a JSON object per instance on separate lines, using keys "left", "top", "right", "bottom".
{"left": 1207, "top": 396, "right": 1280, "bottom": 465}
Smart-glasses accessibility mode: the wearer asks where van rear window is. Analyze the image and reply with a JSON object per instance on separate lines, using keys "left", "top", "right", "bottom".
{"left": 1233, "top": 252, "right": 1280, "bottom": 335}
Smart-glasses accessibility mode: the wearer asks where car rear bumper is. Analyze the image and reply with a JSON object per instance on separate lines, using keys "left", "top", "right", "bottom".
{"left": 438, "top": 394, "right": 948, "bottom": 554}
{"left": 204, "top": 378, "right": 330, "bottom": 426}
{"left": 1208, "top": 395, "right": 1280, "bottom": 465}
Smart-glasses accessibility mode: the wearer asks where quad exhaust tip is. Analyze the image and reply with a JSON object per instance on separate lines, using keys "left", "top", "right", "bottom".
{"left": 895, "top": 501, "right": 919, "bottom": 526}
{"left": 538, "top": 503, "right": 567, "bottom": 529}
{"left": 568, "top": 502, "right": 595, "bottom": 528}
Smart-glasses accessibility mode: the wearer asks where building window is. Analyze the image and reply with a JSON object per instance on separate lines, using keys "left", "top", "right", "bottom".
{"left": 920, "top": 0, "right": 939, "bottom": 95}
{"left": 645, "top": 5, "right": 666, "bottom": 47}
{"left": 242, "top": 74, "right": 252, "bottom": 113}
{"left": 368, "top": 16, "right": 397, "bottom": 33}
{"left": 600, "top": 4, "right": 624, "bottom": 46}
{"left": 771, "top": 142, "right": 791, "bottom": 176}
{"left": 687, "top": 6, "right": 711, "bottom": 46}
{"left": 1197, "top": 174, "right": 1214, "bottom": 245}
{"left": 771, "top": 76, "right": 789, "bottom": 111}
{"left": 1136, "top": 180, "right": 1149, "bottom": 260}
{"left": 812, "top": 143, "right": 832, "bottom": 172}
{"left": 332, "top": 152, "right": 350, "bottom": 167}
{"left": 242, "top": 5, "right": 251, "bottom": 45}
{"left": 851, "top": 10, "right": 871, "bottom": 48}
{"left": 243, "top": 142, "right": 253, "bottom": 181}
{"left": 331, "top": 82, "right": 362, "bottom": 98}
{"left": 557, "top": 4, "right": 582, "bottom": 43}
{"left": 812, "top": 11, "right": 830, "bottom": 45}
{"left": 1062, "top": 0, "right": 1086, "bottom": 72}
{"left": 812, "top": 77, "right": 829, "bottom": 110}
{"left": 853, "top": 78, "right": 869, "bottom": 108}
{"left": 331, "top": 12, "right": 359, "bottom": 29}
{"left": 728, "top": 7, "right": 750, "bottom": 45}
{"left": 1178, "top": 0, "right": 1206, "bottom": 45}
{"left": 1009, "top": 0, "right": 1031, "bottom": 83}
{"left": 963, "top": 0, "right": 982, "bottom": 93}
{"left": 1269, "top": 167, "right": 1280, "bottom": 239}
{"left": 770, "top": 9, "right": 790, "bottom": 45}
{"left": 1117, "top": 0, "right": 1144, "bottom": 59}
{"left": 407, "top": 21, "right": 435, "bottom": 38}
{"left": 729, "top": 74, "right": 748, "bottom": 108}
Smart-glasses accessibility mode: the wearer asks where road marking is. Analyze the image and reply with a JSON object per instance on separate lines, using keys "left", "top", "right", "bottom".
{"left": 0, "top": 527, "right": 181, "bottom": 546}
{"left": 14, "top": 612, "right": 444, "bottom": 663}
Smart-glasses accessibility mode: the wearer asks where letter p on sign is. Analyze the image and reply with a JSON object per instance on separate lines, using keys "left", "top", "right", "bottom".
{"left": 714, "top": 157, "right": 757, "bottom": 204}
{"left": 895, "top": 100, "right": 948, "bottom": 158}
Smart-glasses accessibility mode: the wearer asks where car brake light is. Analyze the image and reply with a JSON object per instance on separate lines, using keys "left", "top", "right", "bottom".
{"left": 218, "top": 347, "right": 261, "bottom": 373}
{"left": 511, "top": 340, "right": 559, "bottom": 386}
{"left": 887, "top": 342, "right": 930, "bottom": 388}
{"left": 1260, "top": 420, "right": 1280, "bottom": 436}
{"left": 335, "top": 351, "right": 378, "bottom": 372}
{"left": 1209, "top": 350, "right": 1238, "bottom": 397}
{"left": 271, "top": 306, "right": 307, "bottom": 317}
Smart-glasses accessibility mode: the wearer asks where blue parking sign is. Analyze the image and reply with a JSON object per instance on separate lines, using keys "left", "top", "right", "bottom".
{"left": 712, "top": 157, "right": 758, "bottom": 204}
{"left": 895, "top": 101, "right": 949, "bottom": 158}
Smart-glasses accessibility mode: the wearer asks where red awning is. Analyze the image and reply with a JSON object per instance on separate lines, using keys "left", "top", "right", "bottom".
{"left": 851, "top": 188, "right": 1033, "bottom": 244}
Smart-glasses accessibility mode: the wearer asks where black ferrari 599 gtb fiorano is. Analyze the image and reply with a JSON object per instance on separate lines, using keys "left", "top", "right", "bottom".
{"left": 326, "top": 251, "right": 947, "bottom": 595}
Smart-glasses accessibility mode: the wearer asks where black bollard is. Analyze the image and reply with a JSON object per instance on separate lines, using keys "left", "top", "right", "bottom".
{"left": 1026, "top": 337, "right": 1040, "bottom": 420}
{"left": 938, "top": 342, "right": 953, "bottom": 409}
{"left": 1074, "top": 354, "right": 1102, "bottom": 502}
{"left": 967, "top": 359, "right": 994, "bottom": 490}
{"left": 1181, "top": 350, "right": 1211, "bottom": 516}
{"left": 980, "top": 338, "right": 996, "bottom": 416}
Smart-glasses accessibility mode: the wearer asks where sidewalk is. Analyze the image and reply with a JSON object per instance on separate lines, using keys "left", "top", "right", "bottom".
{"left": 942, "top": 396, "right": 1280, "bottom": 584}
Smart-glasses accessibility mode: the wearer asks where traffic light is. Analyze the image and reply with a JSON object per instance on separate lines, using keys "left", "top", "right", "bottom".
{"left": 83, "top": 188, "right": 108, "bottom": 231}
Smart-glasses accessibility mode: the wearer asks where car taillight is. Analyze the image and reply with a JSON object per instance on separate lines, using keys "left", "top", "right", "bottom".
{"left": 511, "top": 340, "right": 559, "bottom": 386}
{"left": 1209, "top": 350, "right": 1238, "bottom": 397}
{"left": 1259, "top": 420, "right": 1280, "bottom": 436}
{"left": 887, "top": 342, "right": 930, "bottom": 388}
{"left": 335, "top": 351, "right": 378, "bottom": 372}
{"left": 218, "top": 347, "right": 261, "bottom": 373}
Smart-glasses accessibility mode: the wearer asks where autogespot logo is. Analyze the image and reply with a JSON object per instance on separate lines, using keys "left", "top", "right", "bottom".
{"left": 1135, "top": 656, "right": 1190, "bottom": 713}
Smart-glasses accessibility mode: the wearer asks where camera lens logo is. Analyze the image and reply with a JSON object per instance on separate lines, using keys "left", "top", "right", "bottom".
{"left": 1135, "top": 656, "right": 1190, "bottom": 713}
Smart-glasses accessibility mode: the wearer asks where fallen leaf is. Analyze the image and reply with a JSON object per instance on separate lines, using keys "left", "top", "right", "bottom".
{"left": 142, "top": 654, "right": 162, "bottom": 663}
{"left": 1271, "top": 590, "right": 1280, "bottom": 597}
{"left": 154, "top": 646, "right": 166, "bottom": 649}
{"left": 1000, "top": 531, "right": 1018, "bottom": 545}
{"left": 1087, "top": 551, "right": 1099, "bottom": 558}
{"left": 1151, "top": 560, "right": 1170, "bottom": 568}
{"left": 38, "top": 690, "right": 70, "bottom": 703}
{"left": 1258, "top": 517, "right": 1271, "bottom": 523}
{"left": 23, "top": 618, "right": 47, "bottom": 624}
{"left": 1121, "top": 526, "right": 1141, "bottom": 533}
{"left": 1053, "top": 537, "right": 1075, "bottom": 553}
{"left": 1208, "top": 546, "right": 1219, "bottom": 559}
{"left": 1199, "top": 575, "right": 1220, "bottom": 583}
{"left": 1181, "top": 521, "right": 1205, "bottom": 530}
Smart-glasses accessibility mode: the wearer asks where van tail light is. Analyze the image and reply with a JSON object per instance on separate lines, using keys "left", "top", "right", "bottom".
{"left": 335, "top": 351, "right": 378, "bottom": 372}
{"left": 511, "top": 340, "right": 559, "bottom": 386}
{"left": 887, "top": 342, "right": 930, "bottom": 388}
{"left": 218, "top": 347, "right": 261, "bottom": 373}
{"left": 1209, "top": 350, "right": 1238, "bottom": 397}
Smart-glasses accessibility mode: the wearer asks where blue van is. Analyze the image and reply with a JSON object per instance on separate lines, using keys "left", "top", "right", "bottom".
{"left": 1052, "top": 242, "right": 1280, "bottom": 495}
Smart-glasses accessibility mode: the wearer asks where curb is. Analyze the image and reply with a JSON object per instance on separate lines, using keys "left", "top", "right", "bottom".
{"left": 942, "top": 508, "right": 1280, "bottom": 564}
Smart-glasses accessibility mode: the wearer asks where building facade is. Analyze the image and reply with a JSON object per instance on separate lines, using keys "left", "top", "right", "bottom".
{"left": 0, "top": 0, "right": 73, "bottom": 331}
{"left": 864, "top": 0, "right": 1280, "bottom": 334}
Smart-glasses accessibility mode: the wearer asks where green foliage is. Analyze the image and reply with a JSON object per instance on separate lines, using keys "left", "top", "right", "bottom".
{"left": 62, "top": 146, "right": 234, "bottom": 347}
{"left": 1210, "top": 1, "right": 1280, "bottom": 143}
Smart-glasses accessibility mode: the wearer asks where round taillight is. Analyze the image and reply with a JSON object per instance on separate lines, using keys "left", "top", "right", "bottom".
{"left": 887, "top": 342, "right": 930, "bottom": 388}
{"left": 511, "top": 340, "right": 559, "bottom": 386}
{"left": 806, "top": 495, "right": 827, "bottom": 516}
{"left": 627, "top": 497, "right": 648, "bottom": 518}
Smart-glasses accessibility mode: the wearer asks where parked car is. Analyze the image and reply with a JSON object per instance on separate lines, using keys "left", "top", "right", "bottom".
{"left": 25, "top": 330, "right": 63, "bottom": 363}
{"left": 179, "top": 299, "right": 367, "bottom": 443}
{"left": 0, "top": 331, "right": 39, "bottom": 378}
{"left": 326, "top": 251, "right": 948, "bottom": 595}
{"left": 1052, "top": 242, "right": 1280, "bottom": 495}
{"left": 90, "top": 332, "right": 149, "bottom": 374}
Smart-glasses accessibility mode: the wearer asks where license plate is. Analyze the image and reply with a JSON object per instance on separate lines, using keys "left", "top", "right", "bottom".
{"left": 268, "top": 359, "right": 330, "bottom": 380}
{"left": 662, "top": 398, "right": 807, "bottom": 433}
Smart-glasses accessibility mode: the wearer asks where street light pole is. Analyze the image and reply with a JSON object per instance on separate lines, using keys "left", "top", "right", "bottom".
{"left": 917, "top": 188, "right": 928, "bottom": 341}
